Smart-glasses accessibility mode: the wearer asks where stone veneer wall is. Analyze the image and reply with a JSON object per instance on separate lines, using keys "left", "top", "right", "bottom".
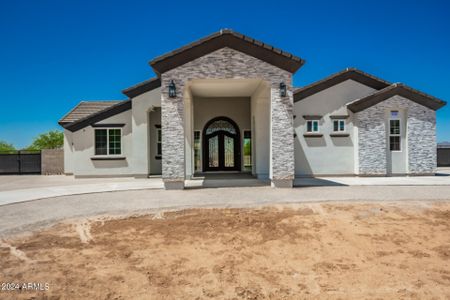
{"left": 160, "top": 47, "right": 294, "bottom": 186}
{"left": 355, "top": 95, "right": 436, "bottom": 175}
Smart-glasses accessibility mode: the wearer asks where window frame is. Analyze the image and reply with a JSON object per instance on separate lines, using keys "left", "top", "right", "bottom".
{"left": 156, "top": 128, "right": 162, "bottom": 156}
{"left": 333, "top": 119, "right": 346, "bottom": 132}
{"left": 306, "top": 120, "right": 320, "bottom": 133}
{"left": 193, "top": 130, "right": 201, "bottom": 172}
{"left": 94, "top": 128, "right": 122, "bottom": 156}
{"left": 389, "top": 112, "right": 401, "bottom": 152}
{"left": 243, "top": 130, "right": 252, "bottom": 171}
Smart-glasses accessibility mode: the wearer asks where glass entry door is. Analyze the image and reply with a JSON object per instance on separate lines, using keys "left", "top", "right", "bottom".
{"left": 203, "top": 117, "right": 240, "bottom": 171}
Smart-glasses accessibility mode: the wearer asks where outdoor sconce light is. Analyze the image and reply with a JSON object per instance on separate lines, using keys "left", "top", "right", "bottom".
{"left": 168, "top": 80, "right": 177, "bottom": 98}
{"left": 280, "top": 82, "right": 287, "bottom": 97}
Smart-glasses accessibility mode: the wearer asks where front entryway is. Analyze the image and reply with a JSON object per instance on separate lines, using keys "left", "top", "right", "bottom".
{"left": 203, "top": 117, "right": 241, "bottom": 171}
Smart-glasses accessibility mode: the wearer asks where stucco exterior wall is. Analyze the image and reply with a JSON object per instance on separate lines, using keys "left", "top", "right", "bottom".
{"left": 131, "top": 87, "right": 161, "bottom": 177}
{"left": 251, "top": 82, "right": 270, "bottom": 178}
{"left": 71, "top": 110, "right": 133, "bottom": 177}
{"left": 161, "top": 47, "right": 294, "bottom": 188}
{"left": 149, "top": 107, "right": 162, "bottom": 175}
{"left": 355, "top": 95, "right": 436, "bottom": 175}
{"left": 294, "top": 80, "right": 376, "bottom": 176}
{"left": 63, "top": 129, "right": 74, "bottom": 174}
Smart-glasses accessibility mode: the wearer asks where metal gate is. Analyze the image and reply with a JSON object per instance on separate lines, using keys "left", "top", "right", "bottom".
{"left": 437, "top": 148, "right": 450, "bottom": 167}
{"left": 0, "top": 151, "right": 41, "bottom": 174}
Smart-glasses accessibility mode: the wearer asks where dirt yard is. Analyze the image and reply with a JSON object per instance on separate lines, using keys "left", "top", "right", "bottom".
{"left": 1, "top": 201, "right": 449, "bottom": 299}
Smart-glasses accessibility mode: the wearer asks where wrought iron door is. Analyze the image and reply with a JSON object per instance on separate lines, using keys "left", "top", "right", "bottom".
{"left": 203, "top": 117, "right": 240, "bottom": 171}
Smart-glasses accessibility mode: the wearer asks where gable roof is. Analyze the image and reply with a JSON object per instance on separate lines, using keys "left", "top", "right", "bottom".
{"left": 294, "top": 68, "right": 391, "bottom": 102}
{"left": 149, "top": 29, "right": 305, "bottom": 75}
{"left": 122, "top": 77, "right": 161, "bottom": 98}
{"left": 347, "top": 83, "right": 446, "bottom": 112}
{"left": 59, "top": 100, "right": 131, "bottom": 132}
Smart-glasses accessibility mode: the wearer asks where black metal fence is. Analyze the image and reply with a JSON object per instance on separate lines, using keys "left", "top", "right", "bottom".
{"left": 0, "top": 151, "right": 41, "bottom": 174}
{"left": 437, "top": 148, "right": 450, "bottom": 167}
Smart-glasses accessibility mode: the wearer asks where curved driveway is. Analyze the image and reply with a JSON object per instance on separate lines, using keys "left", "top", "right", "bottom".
{"left": 1, "top": 185, "right": 450, "bottom": 237}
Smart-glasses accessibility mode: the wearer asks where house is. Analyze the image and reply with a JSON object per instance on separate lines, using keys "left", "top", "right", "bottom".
{"left": 59, "top": 29, "right": 446, "bottom": 189}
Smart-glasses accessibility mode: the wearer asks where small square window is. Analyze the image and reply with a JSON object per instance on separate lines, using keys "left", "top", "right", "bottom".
{"left": 333, "top": 120, "right": 345, "bottom": 132}
{"left": 95, "top": 128, "right": 121, "bottom": 156}
{"left": 306, "top": 120, "right": 319, "bottom": 133}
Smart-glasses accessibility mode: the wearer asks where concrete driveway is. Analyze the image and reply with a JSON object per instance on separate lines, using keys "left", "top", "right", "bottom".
{"left": 1, "top": 185, "right": 450, "bottom": 237}
{"left": 0, "top": 168, "right": 450, "bottom": 206}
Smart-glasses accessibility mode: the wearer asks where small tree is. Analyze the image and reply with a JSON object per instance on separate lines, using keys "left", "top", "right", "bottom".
{"left": 0, "top": 140, "right": 15, "bottom": 152}
{"left": 27, "top": 130, "right": 63, "bottom": 150}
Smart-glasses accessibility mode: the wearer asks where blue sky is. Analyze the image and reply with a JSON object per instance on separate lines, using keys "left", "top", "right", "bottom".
{"left": 0, "top": 0, "right": 449, "bottom": 148}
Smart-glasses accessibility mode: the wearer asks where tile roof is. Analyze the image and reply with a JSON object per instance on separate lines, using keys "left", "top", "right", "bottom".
{"left": 149, "top": 29, "right": 305, "bottom": 75}
{"left": 59, "top": 101, "right": 123, "bottom": 125}
{"left": 347, "top": 83, "right": 446, "bottom": 112}
{"left": 294, "top": 68, "right": 391, "bottom": 102}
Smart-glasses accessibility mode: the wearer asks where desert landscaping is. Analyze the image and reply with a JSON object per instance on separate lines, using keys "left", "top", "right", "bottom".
{"left": 0, "top": 201, "right": 449, "bottom": 299}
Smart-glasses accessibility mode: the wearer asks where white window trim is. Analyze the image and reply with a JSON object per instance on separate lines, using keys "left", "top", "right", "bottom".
{"left": 306, "top": 120, "right": 320, "bottom": 133}
{"left": 94, "top": 128, "right": 123, "bottom": 156}
{"left": 389, "top": 119, "right": 401, "bottom": 152}
{"left": 333, "top": 119, "right": 346, "bottom": 132}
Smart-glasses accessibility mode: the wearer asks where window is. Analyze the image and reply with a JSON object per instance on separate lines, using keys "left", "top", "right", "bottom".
{"left": 194, "top": 131, "right": 201, "bottom": 172}
{"left": 95, "top": 129, "right": 121, "bottom": 155}
{"left": 333, "top": 120, "right": 345, "bottom": 132}
{"left": 243, "top": 130, "right": 252, "bottom": 172}
{"left": 389, "top": 117, "right": 401, "bottom": 151}
{"left": 306, "top": 120, "right": 319, "bottom": 133}
{"left": 157, "top": 129, "right": 162, "bottom": 156}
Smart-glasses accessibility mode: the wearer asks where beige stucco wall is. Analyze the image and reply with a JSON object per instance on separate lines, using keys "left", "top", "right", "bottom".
{"left": 192, "top": 97, "right": 251, "bottom": 173}
{"left": 294, "top": 79, "right": 376, "bottom": 176}
{"left": 71, "top": 110, "right": 133, "bottom": 177}
{"left": 251, "top": 82, "right": 271, "bottom": 179}
{"left": 149, "top": 107, "right": 162, "bottom": 175}
{"left": 131, "top": 87, "right": 161, "bottom": 177}
{"left": 63, "top": 129, "right": 74, "bottom": 174}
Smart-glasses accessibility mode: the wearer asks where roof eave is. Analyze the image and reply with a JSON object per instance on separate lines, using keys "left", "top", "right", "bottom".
{"left": 294, "top": 68, "right": 391, "bottom": 102}
{"left": 347, "top": 84, "right": 446, "bottom": 113}
{"left": 122, "top": 78, "right": 161, "bottom": 98}
{"left": 149, "top": 30, "right": 305, "bottom": 75}
{"left": 62, "top": 100, "right": 132, "bottom": 132}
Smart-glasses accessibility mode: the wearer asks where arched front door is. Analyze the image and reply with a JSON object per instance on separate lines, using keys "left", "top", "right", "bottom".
{"left": 203, "top": 117, "right": 241, "bottom": 171}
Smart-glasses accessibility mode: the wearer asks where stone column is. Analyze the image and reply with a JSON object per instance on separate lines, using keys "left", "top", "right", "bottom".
{"left": 270, "top": 81, "right": 295, "bottom": 188}
{"left": 161, "top": 76, "right": 185, "bottom": 189}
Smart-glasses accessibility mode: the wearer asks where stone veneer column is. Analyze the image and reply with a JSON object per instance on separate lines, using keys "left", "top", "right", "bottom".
{"left": 160, "top": 76, "right": 185, "bottom": 189}
{"left": 270, "top": 82, "right": 295, "bottom": 188}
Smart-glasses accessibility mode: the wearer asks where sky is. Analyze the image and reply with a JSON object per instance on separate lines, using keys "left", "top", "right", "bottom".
{"left": 0, "top": 0, "right": 449, "bottom": 148}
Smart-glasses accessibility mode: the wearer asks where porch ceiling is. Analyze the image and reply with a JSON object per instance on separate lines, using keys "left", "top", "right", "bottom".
{"left": 189, "top": 79, "right": 262, "bottom": 98}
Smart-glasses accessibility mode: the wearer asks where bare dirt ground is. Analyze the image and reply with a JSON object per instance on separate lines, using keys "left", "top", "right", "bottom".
{"left": 1, "top": 201, "right": 449, "bottom": 299}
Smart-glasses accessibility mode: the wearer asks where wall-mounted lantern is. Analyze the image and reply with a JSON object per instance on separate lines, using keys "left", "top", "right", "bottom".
{"left": 280, "top": 82, "right": 287, "bottom": 97}
{"left": 168, "top": 80, "right": 177, "bottom": 98}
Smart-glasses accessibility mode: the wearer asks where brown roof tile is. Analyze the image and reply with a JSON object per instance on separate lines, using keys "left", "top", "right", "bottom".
{"left": 59, "top": 101, "right": 123, "bottom": 124}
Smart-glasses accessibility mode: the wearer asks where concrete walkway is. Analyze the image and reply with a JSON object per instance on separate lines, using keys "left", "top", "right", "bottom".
{"left": 0, "top": 170, "right": 449, "bottom": 206}
{"left": 1, "top": 185, "right": 450, "bottom": 237}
